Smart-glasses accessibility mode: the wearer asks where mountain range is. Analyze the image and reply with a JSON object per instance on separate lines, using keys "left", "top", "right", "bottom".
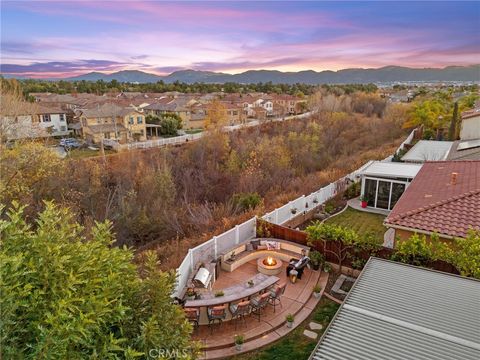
{"left": 7, "top": 65, "right": 480, "bottom": 84}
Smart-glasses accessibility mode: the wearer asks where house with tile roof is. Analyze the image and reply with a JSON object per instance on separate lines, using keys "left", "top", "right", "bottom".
{"left": 384, "top": 160, "right": 480, "bottom": 244}
{"left": 75, "top": 103, "right": 146, "bottom": 144}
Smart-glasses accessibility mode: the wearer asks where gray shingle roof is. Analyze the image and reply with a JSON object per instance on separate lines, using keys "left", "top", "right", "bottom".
{"left": 310, "top": 258, "right": 480, "bottom": 360}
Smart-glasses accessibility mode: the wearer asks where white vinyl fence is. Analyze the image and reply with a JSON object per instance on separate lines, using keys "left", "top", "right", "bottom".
{"left": 174, "top": 169, "right": 351, "bottom": 296}
{"left": 106, "top": 133, "right": 204, "bottom": 151}
{"left": 173, "top": 129, "right": 417, "bottom": 296}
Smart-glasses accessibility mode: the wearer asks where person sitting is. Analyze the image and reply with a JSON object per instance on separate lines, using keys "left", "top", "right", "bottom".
{"left": 286, "top": 253, "right": 310, "bottom": 280}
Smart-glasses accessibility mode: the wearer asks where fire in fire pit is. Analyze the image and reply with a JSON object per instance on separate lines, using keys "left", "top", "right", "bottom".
{"left": 257, "top": 255, "right": 282, "bottom": 275}
{"left": 263, "top": 256, "right": 277, "bottom": 267}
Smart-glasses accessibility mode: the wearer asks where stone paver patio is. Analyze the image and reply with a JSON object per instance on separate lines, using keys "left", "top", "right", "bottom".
{"left": 193, "top": 259, "right": 328, "bottom": 359}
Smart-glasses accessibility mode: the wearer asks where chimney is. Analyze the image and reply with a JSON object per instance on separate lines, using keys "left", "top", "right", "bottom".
{"left": 451, "top": 172, "right": 458, "bottom": 185}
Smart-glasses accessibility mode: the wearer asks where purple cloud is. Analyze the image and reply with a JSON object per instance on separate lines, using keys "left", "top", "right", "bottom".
{"left": 0, "top": 59, "right": 128, "bottom": 74}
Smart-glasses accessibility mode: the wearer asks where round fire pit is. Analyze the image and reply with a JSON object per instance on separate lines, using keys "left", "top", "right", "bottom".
{"left": 257, "top": 256, "right": 283, "bottom": 275}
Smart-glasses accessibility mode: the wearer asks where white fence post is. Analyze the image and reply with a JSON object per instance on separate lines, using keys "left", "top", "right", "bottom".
{"left": 213, "top": 236, "right": 218, "bottom": 259}
{"left": 189, "top": 249, "right": 194, "bottom": 271}
{"left": 235, "top": 225, "right": 240, "bottom": 244}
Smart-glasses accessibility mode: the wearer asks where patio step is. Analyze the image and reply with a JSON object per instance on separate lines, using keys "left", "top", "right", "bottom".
{"left": 200, "top": 271, "right": 329, "bottom": 359}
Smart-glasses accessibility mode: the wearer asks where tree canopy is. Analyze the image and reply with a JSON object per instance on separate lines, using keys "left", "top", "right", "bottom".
{"left": 0, "top": 202, "right": 197, "bottom": 359}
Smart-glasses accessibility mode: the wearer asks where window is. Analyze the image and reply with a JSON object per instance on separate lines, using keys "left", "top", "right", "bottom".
{"left": 390, "top": 183, "right": 406, "bottom": 210}
{"left": 60, "top": 126, "right": 67, "bottom": 131}
{"left": 364, "top": 179, "right": 377, "bottom": 207}
{"left": 129, "top": 116, "right": 134, "bottom": 124}
{"left": 59, "top": 114, "right": 65, "bottom": 122}
{"left": 137, "top": 116, "right": 143, "bottom": 124}
{"left": 233, "top": 111, "right": 238, "bottom": 116}
{"left": 104, "top": 132, "right": 111, "bottom": 139}
{"left": 43, "top": 114, "right": 51, "bottom": 122}
{"left": 376, "top": 181, "right": 391, "bottom": 210}
{"left": 97, "top": 118, "right": 101, "bottom": 124}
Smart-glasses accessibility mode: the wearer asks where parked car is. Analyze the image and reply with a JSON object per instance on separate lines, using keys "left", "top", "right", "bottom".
{"left": 60, "top": 138, "right": 82, "bottom": 149}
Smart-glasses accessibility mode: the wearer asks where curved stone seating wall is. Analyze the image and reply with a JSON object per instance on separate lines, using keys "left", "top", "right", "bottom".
{"left": 220, "top": 239, "right": 310, "bottom": 273}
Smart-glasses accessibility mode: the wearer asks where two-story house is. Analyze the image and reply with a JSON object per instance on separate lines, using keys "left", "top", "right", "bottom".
{"left": 75, "top": 104, "right": 146, "bottom": 144}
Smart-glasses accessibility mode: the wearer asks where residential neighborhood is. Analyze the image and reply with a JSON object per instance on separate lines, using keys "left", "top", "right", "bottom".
{"left": 1, "top": 1, "right": 479, "bottom": 360}
{"left": 1, "top": 91, "right": 308, "bottom": 146}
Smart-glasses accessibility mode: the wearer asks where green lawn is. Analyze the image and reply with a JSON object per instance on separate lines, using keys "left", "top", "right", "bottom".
{"left": 66, "top": 148, "right": 115, "bottom": 159}
{"left": 325, "top": 206, "right": 386, "bottom": 242}
{"left": 231, "top": 298, "right": 340, "bottom": 360}
{"left": 184, "top": 128, "right": 204, "bottom": 134}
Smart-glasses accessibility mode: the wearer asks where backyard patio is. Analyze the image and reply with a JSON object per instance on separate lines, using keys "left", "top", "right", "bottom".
{"left": 186, "top": 256, "right": 328, "bottom": 359}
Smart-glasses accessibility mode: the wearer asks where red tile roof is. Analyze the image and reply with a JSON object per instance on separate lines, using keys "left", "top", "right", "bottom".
{"left": 385, "top": 161, "right": 480, "bottom": 238}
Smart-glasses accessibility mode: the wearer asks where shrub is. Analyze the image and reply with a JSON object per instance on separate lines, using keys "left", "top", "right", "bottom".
{"left": 313, "top": 285, "right": 322, "bottom": 293}
{"left": 285, "top": 314, "right": 294, "bottom": 322}
{"left": 344, "top": 181, "right": 360, "bottom": 199}
{"left": 232, "top": 192, "right": 262, "bottom": 212}
{"left": 234, "top": 334, "right": 245, "bottom": 345}
{"left": 324, "top": 202, "right": 335, "bottom": 214}
{"left": 310, "top": 250, "right": 325, "bottom": 267}
{"left": 351, "top": 257, "right": 367, "bottom": 270}
{"left": 214, "top": 290, "right": 224, "bottom": 297}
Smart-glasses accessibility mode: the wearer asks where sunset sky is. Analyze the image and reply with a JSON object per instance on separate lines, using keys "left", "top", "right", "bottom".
{"left": 1, "top": 1, "right": 479, "bottom": 78}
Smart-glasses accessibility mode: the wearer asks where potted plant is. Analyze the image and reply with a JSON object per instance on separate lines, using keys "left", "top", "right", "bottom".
{"left": 360, "top": 195, "right": 368, "bottom": 208}
{"left": 313, "top": 285, "right": 322, "bottom": 298}
{"left": 291, "top": 208, "right": 298, "bottom": 215}
{"left": 247, "top": 280, "right": 254, "bottom": 288}
{"left": 234, "top": 334, "right": 244, "bottom": 351}
{"left": 185, "top": 288, "right": 196, "bottom": 301}
{"left": 309, "top": 250, "right": 324, "bottom": 271}
{"left": 285, "top": 314, "right": 294, "bottom": 328}
{"left": 323, "top": 263, "right": 332, "bottom": 273}
{"left": 214, "top": 290, "right": 224, "bottom": 297}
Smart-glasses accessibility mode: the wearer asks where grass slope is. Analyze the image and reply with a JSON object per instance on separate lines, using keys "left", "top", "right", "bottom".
{"left": 325, "top": 206, "right": 386, "bottom": 242}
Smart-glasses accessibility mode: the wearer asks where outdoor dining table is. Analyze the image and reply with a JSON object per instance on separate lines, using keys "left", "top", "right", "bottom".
{"left": 184, "top": 273, "right": 279, "bottom": 325}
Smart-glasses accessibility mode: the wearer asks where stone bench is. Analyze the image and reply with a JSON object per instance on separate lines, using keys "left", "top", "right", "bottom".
{"left": 220, "top": 238, "right": 310, "bottom": 272}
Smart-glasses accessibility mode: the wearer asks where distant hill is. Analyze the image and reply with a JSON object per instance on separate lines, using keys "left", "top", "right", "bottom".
{"left": 10, "top": 65, "right": 480, "bottom": 84}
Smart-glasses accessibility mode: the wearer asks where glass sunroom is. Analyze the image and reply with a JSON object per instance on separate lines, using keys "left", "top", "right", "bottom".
{"left": 360, "top": 161, "right": 423, "bottom": 211}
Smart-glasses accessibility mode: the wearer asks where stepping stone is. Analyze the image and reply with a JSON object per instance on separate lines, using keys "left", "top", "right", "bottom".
{"left": 303, "top": 329, "right": 318, "bottom": 340}
{"left": 309, "top": 322, "right": 323, "bottom": 331}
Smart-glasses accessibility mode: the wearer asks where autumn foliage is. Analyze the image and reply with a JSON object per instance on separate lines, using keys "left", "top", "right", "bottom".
{"left": 1, "top": 110, "right": 406, "bottom": 269}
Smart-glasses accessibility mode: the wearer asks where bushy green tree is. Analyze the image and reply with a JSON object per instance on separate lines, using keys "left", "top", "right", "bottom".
{"left": 306, "top": 223, "right": 375, "bottom": 273}
{"left": 452, "top": 230, "right": 480, "bottom": 278}
{"left": 145, "top": 113, "right": 182, "bottom": 136}
{"left": 0, "top": 202, "right": 196, "bottom": 359}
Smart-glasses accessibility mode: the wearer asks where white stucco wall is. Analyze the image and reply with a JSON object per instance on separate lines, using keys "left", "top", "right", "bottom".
{"left": 39, "top": 113, "right": 70, "bottom": 136}
{"left": 460, "top": 115, "right": 480, "bottom": 140}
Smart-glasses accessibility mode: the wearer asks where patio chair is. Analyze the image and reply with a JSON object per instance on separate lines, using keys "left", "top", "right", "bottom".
{"left": 207, "top": 305, "right": 227, "bottom": 334}
{"left": 184, "top": 307, "right": 200, "bottom": 331}
{"left": 229, "top": 300, "right": 251, "bottom": 329}
{"left": 268, "top": 282, "right": 286, "bottom": 313}
{"left": 250, "top": 292, "right": 271, "bottom": 321}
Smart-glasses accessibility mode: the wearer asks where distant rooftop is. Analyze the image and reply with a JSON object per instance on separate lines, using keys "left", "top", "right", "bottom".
{"left": 447, "top": 140, "right": 480, "bottom": 161}
{"left": 401, "top": 140, "right": 453, "bottom": 163}
{"left": 462, "top": 106, "right": 480, "bottom": 119}
{"left": 310, "top": 258, "right": 480, "bottom": 360}
{"left": 360, "top": 161, "right": 423, "bottom": 179}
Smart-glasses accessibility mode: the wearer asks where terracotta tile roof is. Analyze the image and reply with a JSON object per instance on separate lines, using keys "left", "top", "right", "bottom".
{"left": 461, "top": 106, "right": 480, "bottom": 120}
{"left": 385, "top": 161, "right": 480, "bottom": 238}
